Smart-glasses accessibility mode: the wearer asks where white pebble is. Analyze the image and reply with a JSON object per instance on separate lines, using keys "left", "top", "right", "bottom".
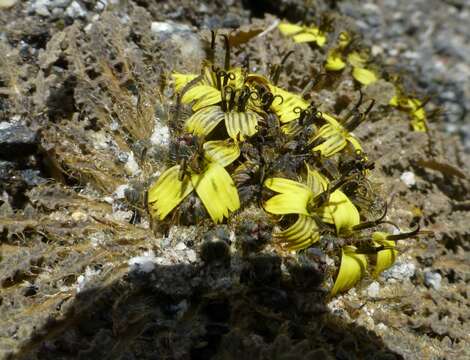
{"left": 400, "top": 171, "right": 416, "bottom": 187}
{"left": 128, "top": 251, "right": 156, "bottom": 273}
{"left": 367, "top": 281, "right": 380, "bottom": 298}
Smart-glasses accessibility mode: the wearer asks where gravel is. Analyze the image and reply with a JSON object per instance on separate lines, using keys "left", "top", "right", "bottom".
{"left": 424, "top": 270, "right": 442, "bottom": 290}
{"left": 339, "top": 0, "right": 470, "bottom": 151}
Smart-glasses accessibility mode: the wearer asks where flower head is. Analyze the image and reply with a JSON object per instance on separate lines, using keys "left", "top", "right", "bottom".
{"left": 278, "top": 22, "right": 327, "bottom": 47}
{"left": 263, "top": 165, "right": 360, "bottom": 250}
{"left": 148, "top": 140, "right": 240, "bottom": 223}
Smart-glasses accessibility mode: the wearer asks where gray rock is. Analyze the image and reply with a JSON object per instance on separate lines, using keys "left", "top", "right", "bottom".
{"left": 0, "top": 160, "right": 15, "bottom": 179}
{"left": 65, "top": 1, "right": 86, "bottom": 18}
{"left": 424, "top": 271, "right": 442, "bottom": 290}
{"left": 0, "top": 123, "right": 38, "bottom": 159}
{"left": 382, "top": 262, "right": 416, "bottom": 281}
{"left": 20, "top": 169, "right": 47, "bottom": 186}
{"left": 366, "top": 281, "right": 380, "bottom": 298}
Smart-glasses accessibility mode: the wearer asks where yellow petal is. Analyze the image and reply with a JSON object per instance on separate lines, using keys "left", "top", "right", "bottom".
{"left": 347, "top": 51, "right": 367, "bottom": 67}
{"left": 372, "top": 232, "right": 398, "bottom": 277}
{"left": 172, "top": 72, "right": 198, "bottom": 93}
{"left": 313, "top": 134, "right": 348, "bottom": 157}
{"left": 347, "top": 134, "right": 363, "bottom": 153}
{"left": 331, "top": 246, "right": 368, "bottom": 296}
{"left": 278, "top": 22, "right": 304, "bottom": 36}
{"left": 263, "top": 194, "right": 310, "bottom": 216}
{"left": 325, "top": 50, "right": 346, "bottom": 71}
{"left": 185, "top": 106, "right": 225, "bottom": 136}
{"left": 410, "top": 116, "right": 428, "bottom": 132}
{"left": 293, "top": 32, "right": 325, "bottom": 46}
{"left": 275, "top": 214, "right": 320, "bottom": 250}
{"left": 148, "top": 165, "right": 194, "bottom": 220}
{"left": 224, "top": 111, "right": 260, "bottom": 141}
{"left": 306, "top": 166, "right": 329, "bottom": 195}
{"left": 181, "top": 85, "right": 222, "bottom": 111}
{"left": 203, "top": 140, "right": 240, "bottom": 166}
{"left": 264, "top": 177, "right": 312, "bottom": 195}
{"left": 352, "top": 67, "right": 378, "bottom": 85}
{"left": 338, "top": 32, "right": 351, "bottom": 49}
{"left": 320, "top": 191, "right": 360, "bottom": 234}
{"left": 191, "top": 162, "right": 240, "bottom": 223}
{"left": 268, "top": 85, "right": 309, "bottom": 123}
{"left": 389, "top": 94, "right": 399, "bottom": 107}
{"left": 410, "top": 99, "right": 428, "bottom": 132}
{"left": 263, "top": 178, "right": 312, "bottom": 215}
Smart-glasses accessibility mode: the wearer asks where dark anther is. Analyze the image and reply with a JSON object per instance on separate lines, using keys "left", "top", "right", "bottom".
{"left": 221, "top": 34, "right": 231, "bottom": 71}
{"left": 385, "top": 224, "right": 421, "bottom": 241}
{"left": 209, "top": 30, "right": 217, "bottom": 63}
{"left": 272, "top": 50, "right": 295, "bottom": 85}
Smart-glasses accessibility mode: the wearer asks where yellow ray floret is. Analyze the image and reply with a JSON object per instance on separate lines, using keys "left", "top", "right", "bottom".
{"left": 225, "top": 111, "right": 261, "bottom": 141}
{"left": 147, "top": 165, "right": 194, "bottom": 220}
{"left": 274, "top": 214, "right": 320, "bottom": 251}
{"left": 172, "top": 72, "right": 199, "bottom": 92}
{"left": 331, "top": 246, "right": 368, "bottom": 296}
{"left": 390, "top": 94, "right": 428, "bottom": 132}
{"left": 278, "top": 22, "right": 327, "bottom": 47}
{"left": 182, "top": 85, "right": 222, "bottom": 111}
{"left": 263, "top": 178, "right": 312, "bottom": 215}
{"left": 191, "top": 162, "right": 240, "bottom": 223}
{"left": 319, "top": 191, "right": 360, "bottom": 235}
{"left": 352, "top": 67, "right": 378, "bottom": 86}
{"left": 203, "top": 140, "right": 240, "bottom": 167}
{"left": 185, "top": 105, "right": 262, "bottom": 141}
{"left": 371, "top": 232, "right": 398, "bottom": 277}
{"left": 268, "top": 85, "right": 309, "bottom": 123}
{"left": 148, "top": 158, "right": 240, "bottom": 223}
{"left": 185, "top": 105, "right": 225, "bottom": 136}
{"left": 325, "top": 49, "right": 346, "bottom": 71}
{"left": 174, "top": 66, "right": 246, "bottom": 111}
{"left": 312, "top": 115, "right": 362, "bottom": 157}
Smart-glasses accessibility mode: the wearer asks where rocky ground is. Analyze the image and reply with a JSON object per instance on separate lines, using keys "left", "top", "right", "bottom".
{"left": 0, "top": 1, "right": 469, "bottom": 360}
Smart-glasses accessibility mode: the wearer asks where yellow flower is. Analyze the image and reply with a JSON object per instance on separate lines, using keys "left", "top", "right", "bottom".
{"left": 185, "top": 86, "right": 263, "bottom": 141}
{"left": 245, "top": 74, "right": 310, "bottom": 124}
{"left": 268, "top": 84, "right": 309, "bottom": 123}
{"left": 324, "top": 34, "right": 378, "bottom": 85}
{"left": 348, "top": 51, "right": 378, "bottom": 85}
{"left": 148, "top": 140, "right": 240, "bottom": 223}
{"left": 263, "top": 165, "right": 360, "bottom": 250}
{"left": 311, "top": 113, "right": 363, "bottom": 157}
{"left": 330, "top": 246, "right": 368, "bottom": 296}
{"left": 390, "top": 93, "right": 428, "bottom": 132}
{"left": 325, "top": 49, "right": 347, "bottom": 71}
{"left": 278, "top": 22, "right": 327, "bottom": 47}
{"left": 172, "top": 66, "right": 245, "bottom": 111}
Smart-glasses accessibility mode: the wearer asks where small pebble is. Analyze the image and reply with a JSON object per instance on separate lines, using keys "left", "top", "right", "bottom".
{"left": 424, "top": 270, "right": 442, "bottom": 290}
{"left": 400, "top": 171, "right": 416, "bottom": 187}
{"left": 382, "top": 262, "right": 416, "bottom": 281}
{"left": 367, "top": 281, "right": 380, "bottom": 298}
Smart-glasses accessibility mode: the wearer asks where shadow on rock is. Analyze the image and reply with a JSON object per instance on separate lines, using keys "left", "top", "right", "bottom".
{"left": 12, "top": 252, "right": 403, "bottom": 360}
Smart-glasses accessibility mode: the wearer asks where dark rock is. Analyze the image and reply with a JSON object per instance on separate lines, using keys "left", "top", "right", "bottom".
{"left": 0, "top": 123, "right": 38, "bottom": 159}
{"left": 0, "top": 160, "right": 16, "bottom": 179}
{"left": 19, "top": 169, "right": 47, "bottom": 186}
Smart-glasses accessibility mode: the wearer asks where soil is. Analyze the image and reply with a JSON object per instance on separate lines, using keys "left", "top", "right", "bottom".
{"left": 0, "top": 1, "right": 469, "bottom": 360}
